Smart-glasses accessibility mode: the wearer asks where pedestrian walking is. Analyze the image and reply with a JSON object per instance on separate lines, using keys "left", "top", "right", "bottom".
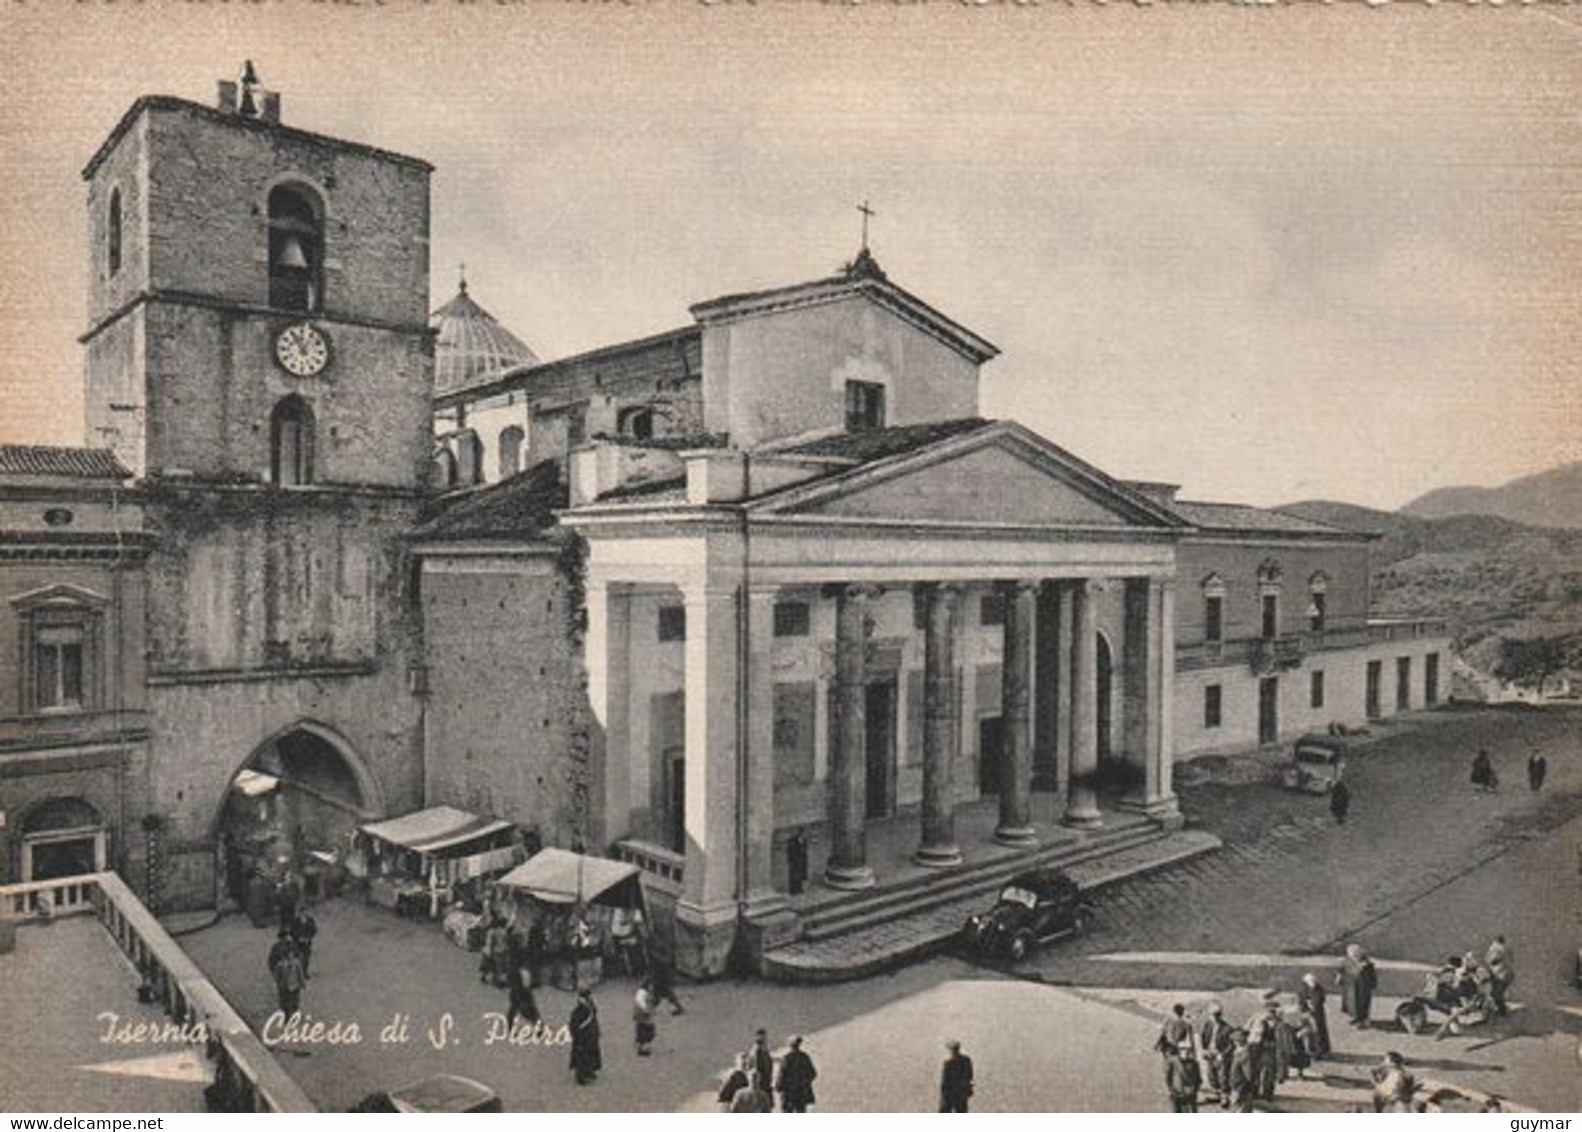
{"left": 525, "top": 918, "right": 546, "bottom": 988}
{"left": 481, "top": 916, "right": 509, "bottom": 987}
{"left": 1527, "top": 752, "right": 1547, "bottom": 792}
{"left": 1485, "top": 935, "right": 1514, "bottom": 1014}
{"left": 729, "top": 1071, "right": 772, "bottom": 1113}
{"left": 1471, "top": 749, "right": 1497, "bottom": 793}
{"left": 633, "top": 979, "right": 657, "bottom": 1056}
{"left": 1338, "top": 943, "right": 1377, "bottom": 1028}
{"left": 1164, "top": 1040, "right": 1201, "bottom": 1112}
{"left": 717, "top": 1054, "right": 752, "bottom": 1111}
{"left": 290, "top": 910, "right": 317, "bottom": 978}
{"left": 650, "top": 952, "right": 685, "bottom": 1015}
{"left": 1288, "top": 1004, "right": 1315, "bottom": 1079}
{"left": 1228, "top": 1030, "right": 1256, "bottom": 1112}
{"left": 776, "top": 1035, "right": 818, "bottom": 1113}
{"left": 1298, "top": 972, "right": 1331, "bottom": 1057}
{"left": 1328, "top": 778, "right": 1351, "bottom": 824}
{"left": 267, "top": 926, "right": 297, "bottom": 975}
{"left": 750, "top": 1028, "right": 775, "bottom": 1095}
{"left": 1199, "top": 1004, "right": 1234, "bottom": 1106}
{"left": 1154, "top": 1002, "right": 1192, "bottom": 1055}
{"left": 939, "top": 1039, "right": 975, "bottom": 1113}
{"left": 505, "top": 955, "right": 539, "bottom": 1031}
{"left": 787, "top": 829, "right": 810, "bottom": 897}
{"left": 272, "top": 945, "right": 305, "bottom": 1018}
{"left": 569, "top": 989, "right": 602, "bottom": 1085}
{"left": 1245, "top": 1001, "right": 1278, "bottom": 1101}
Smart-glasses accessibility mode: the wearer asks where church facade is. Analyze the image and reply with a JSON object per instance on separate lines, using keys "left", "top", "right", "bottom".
{"left": 2, "top": 71, "right": 1448, "bottom": 972}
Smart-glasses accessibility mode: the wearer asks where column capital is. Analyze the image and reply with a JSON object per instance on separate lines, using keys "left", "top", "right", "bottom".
{"left": 1081, "top": 578, "right": 1109, "bottom": 597}
{"left": 825, "top": 582, "right": 884, "bottom": 602}
{"left": 997, "top": 578, "right": 1042, "bottom": 595}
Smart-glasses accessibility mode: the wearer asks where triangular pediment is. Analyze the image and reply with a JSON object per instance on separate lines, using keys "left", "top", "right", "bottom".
{"left": 756, "top": 423, "right": 1182, "bottom": 530}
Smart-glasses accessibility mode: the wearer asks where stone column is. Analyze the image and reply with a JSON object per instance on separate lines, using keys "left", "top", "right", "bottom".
{"left": 825, "top": 584, "right": 876, "bottom": 890}
{"left": 1056, "top": 582, "right": 1075, "bottom": 800}
{"left": 1118, "top": 576, "right": 1182, "bottom": 823}
{"left": 995, "top": 579, "right": 1039, "bottom": 846}
{"left": 1064, "top": 578, "right": 1104, "bottom": 827}
{"left": 674, "top": 583, "right": 741, "bottom": 975}
{"left": 915, "top": 583, "right": 963, "bottom": 868}
{"left": 583, "top": 580, "right": 632, "bottom": 848}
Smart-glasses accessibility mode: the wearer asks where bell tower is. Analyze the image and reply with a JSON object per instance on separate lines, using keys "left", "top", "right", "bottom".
{"left": 80, "top": 65, "right": 433, "bottom": 909}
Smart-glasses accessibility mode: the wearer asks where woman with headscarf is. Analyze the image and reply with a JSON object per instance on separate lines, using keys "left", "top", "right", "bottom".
{"left": 569, "top": 989, "right": 602, "bottom": 1085}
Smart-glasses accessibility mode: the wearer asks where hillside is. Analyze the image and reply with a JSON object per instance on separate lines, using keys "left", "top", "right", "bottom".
{"left": 1281, "top": 501, "right": 1582, "bottom": 689}
{"left": 1400, "top": 460, "right": 1582, "bottom": 529}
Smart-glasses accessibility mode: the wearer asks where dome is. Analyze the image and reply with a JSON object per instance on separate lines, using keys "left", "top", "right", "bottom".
{"left": 430, "top": 278, "right": 540, "bottom": 396}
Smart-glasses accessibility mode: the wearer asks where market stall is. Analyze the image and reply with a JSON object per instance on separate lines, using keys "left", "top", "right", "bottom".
{"left": 495, "top": 849, "right": 648, "bottom": 989}
{"left": 357, "top": 806, "right": 524, "bottom": 919}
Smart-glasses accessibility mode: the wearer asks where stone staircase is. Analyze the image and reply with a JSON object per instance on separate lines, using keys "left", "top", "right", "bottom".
{"left": 763, "top": 816, "right": 1220, "bottom": 983}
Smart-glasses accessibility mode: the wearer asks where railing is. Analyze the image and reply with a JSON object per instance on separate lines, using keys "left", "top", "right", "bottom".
{"left": 612, "top": 839, "right": 685, "bottom": 888}
{"left": 1178, "top": 618, "right": 1452, "bottom": 672}
{"left": 0, "top": 872, "right": 316, "bottom": 1113}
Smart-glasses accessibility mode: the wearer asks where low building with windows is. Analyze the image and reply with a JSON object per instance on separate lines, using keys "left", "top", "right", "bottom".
{"left": 0, "top": 445, "right": 153, "bottom": 890}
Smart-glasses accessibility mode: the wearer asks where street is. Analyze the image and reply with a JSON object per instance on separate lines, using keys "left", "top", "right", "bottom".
{"left": 175, "top": 704, "right": 1580, "bottom": 1112}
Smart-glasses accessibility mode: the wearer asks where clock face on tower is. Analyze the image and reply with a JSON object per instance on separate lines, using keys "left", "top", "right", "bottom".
{"left": 274, "top": 322, "right": 331, "bottom": 377}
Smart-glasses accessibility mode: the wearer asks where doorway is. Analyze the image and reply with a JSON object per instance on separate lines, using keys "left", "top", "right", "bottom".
{"left": 978, "top": 716, "right": 1004, "bottom": 796}
{"left": 665, "top": 753, "right": 686, "bottom": 854}
{"left": 1365, "top": 661, "right": 1382, "bottom": 719}
{"left": 1096, "top": 633, "right": 1113, "bottom": 763}
{"left": 20, "top": 798, "right": 106, "bottom": 882}
{"left": 1258, "top": 677, "right": 1279, "bottom": 746}
{"left": 1396, "top": 657, "right": 1412, "bottom": 712}
{"left": 864, "top": 680, "right": 897, "bottom": 819}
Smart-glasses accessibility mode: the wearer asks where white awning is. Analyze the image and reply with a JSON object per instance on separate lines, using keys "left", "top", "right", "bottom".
{"left": 359, "top": 806, "right": 512, "bottom": 855}
{"left": 496, "top": 848, "right": 639, "bottom": 905}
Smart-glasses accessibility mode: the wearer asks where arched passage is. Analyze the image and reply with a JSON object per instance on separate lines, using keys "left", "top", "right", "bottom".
{"left": 214, "top": 722, "right": 381, "bottom": 913}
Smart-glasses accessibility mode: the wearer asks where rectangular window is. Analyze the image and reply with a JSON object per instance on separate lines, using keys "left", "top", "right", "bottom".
{"left": 844, "top": 380, "right": 886, "bottom": 432}
{"left": 1309, "top": 591, "right": 1327, "bottom": 633}
{"left": 1396, "top": 656, "right": 1412, "bottom": 711}
{"left": 657, "top": 605, "right": 686, "bottom": 642}
{"left": 1310, "top": 670, "right": 1325, "bottom": 709}
{"left": 1425, "top": 652, "right": 1440, "bottom": 706}
{"left": 773, "top": 600, "right": 810, "bottom": 638}
{"left": 1205, "top": 595, "right": 1224, "bottom": 643}
{"left": 1204, "top": 684, "right": 1222, "bottom": 729}
{"left": 34, "top": 624, "right": 86, "bottom": 711}
{"left": 1261, "top": 593, "right": 1279, "bottom": 639}
{"left": 979, "top": 593, "right": 1005, "bottom": 627}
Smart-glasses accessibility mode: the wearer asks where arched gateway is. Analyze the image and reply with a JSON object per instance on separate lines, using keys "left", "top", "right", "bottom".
{"left": 214, "top": 722, "right": 382, "bottom": 915}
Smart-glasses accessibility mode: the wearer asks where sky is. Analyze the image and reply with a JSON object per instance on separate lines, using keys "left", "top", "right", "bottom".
{"left": 1, "top": 2, "right": 1577, "bottom": 510}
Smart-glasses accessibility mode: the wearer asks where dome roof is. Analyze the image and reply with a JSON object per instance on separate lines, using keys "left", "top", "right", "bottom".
{"left": 430, "top": 278, "right": 540, "bottom": 396}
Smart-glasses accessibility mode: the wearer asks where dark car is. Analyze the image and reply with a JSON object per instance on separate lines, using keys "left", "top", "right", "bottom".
{"left": 962, "top": 867, "right": 1091, "bottom": 962}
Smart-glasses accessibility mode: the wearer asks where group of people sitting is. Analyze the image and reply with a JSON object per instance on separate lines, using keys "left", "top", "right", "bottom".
{"left": 1398, "top": 936, "right": 1514, "bottom": 1037}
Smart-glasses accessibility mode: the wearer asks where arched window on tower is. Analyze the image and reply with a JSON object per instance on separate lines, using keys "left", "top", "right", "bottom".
{"left": 270, "top": 396, "right": 315, "bottom": 486}
{"left": 107, "top": 188, "right": 123, "bottom": 277}
{"left": 455, "top": 430, "right": 484, "bottom": 486}
{"left": 433, "top": 447, "right": 459, "bottom": 489}
{"left": 617, "top": 406, "right": 655, "bottom": 441}
{"left": 498, "top": 426, "right": 524, "bottom": 477}
{"left": 268, "top": 184, "right": 324, "bottom": 312}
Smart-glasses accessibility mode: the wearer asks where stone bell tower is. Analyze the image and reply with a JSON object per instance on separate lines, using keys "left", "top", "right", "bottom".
{"left": 80, "top": 64, "right": 433, "bottom": 908}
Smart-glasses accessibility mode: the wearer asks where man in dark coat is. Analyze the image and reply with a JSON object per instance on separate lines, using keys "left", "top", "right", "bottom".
{"left": 290, "top": 911, "right": 317, "bottom": 978}
{"left": 1298, "top": 972, "right": 1331, "bottom": 1057}
{"left": 1199, "top": 1004, "right": 1235, "bottom": 1106}
{"left": 267, "top": 926, "right": 297, "bottom": 975}
{"left": 1527, "top": 752, "right": 1547, "bottom": 792}
{"left": 939, "top": 1039, "right": 975, "bottom": 1113}
{"left": 272, "top": 946, "right": 305, "bottom": 1018}
{"left": 1164, "top": 1040, "right": 1201, "bottom": 1112}
{"left": 569, "top": 990, "right": 601, "bottom": 1085}
{"left": 787, "top": 830, "right": 810, "bottom": 896}
{"left": 1329, "top": 779, "right": 1351, "bottom": 825}
{"left": 751, "top": 1029, "right": 775, "bottom": 1096}
{"left": 1339, "top": 944, "right": 1378, "bottom": 1028}
{"left": 777, "top": 1035, "right": 818, "bottom": 1113}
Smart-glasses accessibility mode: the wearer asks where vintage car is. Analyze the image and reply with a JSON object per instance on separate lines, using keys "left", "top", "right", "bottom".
{"left": 355, "top": 1075, "right": 503, "bottom": 1113}
{"left": 1280, "top": 733, "right": 1349, "bottom": 794}
{"left": 961, "top": 867, "right": 1091, "bottom": 962}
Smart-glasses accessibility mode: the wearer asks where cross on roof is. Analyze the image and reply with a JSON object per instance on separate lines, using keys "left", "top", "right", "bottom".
{"left": 857, "top": 200, "right": 876, "bottom": 250}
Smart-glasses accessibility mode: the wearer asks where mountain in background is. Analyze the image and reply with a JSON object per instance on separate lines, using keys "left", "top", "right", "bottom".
{"left": 1399, "top": 460, "right": 1582, "bottom": 530}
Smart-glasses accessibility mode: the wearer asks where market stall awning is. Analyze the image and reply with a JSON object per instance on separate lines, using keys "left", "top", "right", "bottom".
{"left": 232, "top": 769, "right": 280, "bottom": 797}
{"left": 496, "top": 848, "right": 639, "bottom": 905}
{"left": 360, "top": 806, "right": 512, "bottom": 855}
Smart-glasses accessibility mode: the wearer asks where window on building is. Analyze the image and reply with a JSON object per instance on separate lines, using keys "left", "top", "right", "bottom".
{"left": 1204, "top": 684, "right": 1223, "bottom": 729}
{"left": 774, "top": 600, "right": 811, "bottom": 638}
{"left": 1261, "top": 593, "right": 1279, "bottom": 640}
{"left": 845, "top": 380, "right": 886, "bottom": 433}
{"left": 980, "top": 592, "right": 1005, "bottom": 627}
{"left": 35, "top": 624, "right": 86, "bottom": 710}
{"left": 1309, "top": 590, "right": 1327, "bottom": 633}
{"left": 1310, "top": 670, "right": 1325, "bottom": 709}
{"left": 617, "top": 406, "right": 655, "bottom": 441}
{"left": 498, "top": 426, "right": 524, "bottom": 478}
{"left": 567, "top": 409, "right": 588, "bottom": 447}
{"left": 270, "top": 395, "right": 315, "bottom": 486}
{"left": 657, "top": 605, "right": 686, "bottom": 642}
{"left": 1425, "top": 652, "right": 1440, "bottom": 706}
{"left": 267, "top": 184, "right": 324, "bottom": 313}
{"left": 14, "top": 588, "right": 104, "bottom": 716}
{"left": 1205, "top": 594, "right": 1224, "bottom": 643}
{"left": 455, "top": 430, "right": 483, "bottom": 486}
{"left": 107, "top": 188, "right": 122, "bottom": 277}
{"left": 433, "top": 448, "right": 459, "bottom": 489}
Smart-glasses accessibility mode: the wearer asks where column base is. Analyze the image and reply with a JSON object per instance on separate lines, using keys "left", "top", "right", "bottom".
{"left": 992, "top": 825, "right": 1039, "bottom": 848}
{"left": 823, "top": 863, "right": 876, "bottom": 891}
{"left": 1117, "top": 793, "right": 1184, "bottom": 829}
{"left": 913, "top": 843, "right": 964, "bottom": 869}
